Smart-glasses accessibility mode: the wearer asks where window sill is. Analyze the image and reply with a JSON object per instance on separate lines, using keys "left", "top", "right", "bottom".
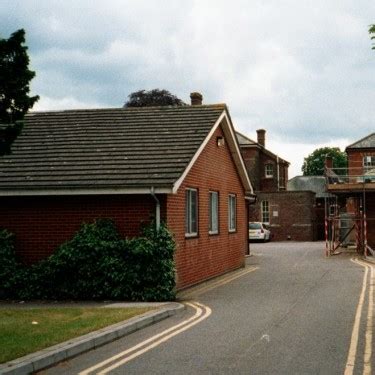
{"left": 228, "top": 229, "right": 237, "bottom": 234}
{"left": 209, "top": 231, "right": 219, "bottom": 236}
{"left": 185, "top": 233, "right": 198, "bottom": 239}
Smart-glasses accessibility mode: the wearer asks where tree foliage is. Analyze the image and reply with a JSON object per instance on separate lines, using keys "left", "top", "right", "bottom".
{"left": 0, "top": 29, "right": 39, "bottom": 154}
{"left": 370, "top": 24, "right": 375, "bottom": 50}
{"left": 124, "top": 89, "right": 185, "bottom": 107}
{"left": 302, "top": 147, "right": 347, "bottom": 176}
{"left": 0, "top": 29, "right": 39, "bottom": 123}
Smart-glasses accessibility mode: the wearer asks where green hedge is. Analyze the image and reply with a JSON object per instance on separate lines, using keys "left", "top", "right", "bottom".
{"left": 0, "top": 220, "right": 176, "bottom": 301}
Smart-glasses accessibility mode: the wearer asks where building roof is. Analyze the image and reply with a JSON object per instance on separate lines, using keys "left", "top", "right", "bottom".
{"left": 235, "top": 131, "right": 290, "bottom": 165}
{"left": 0, "top": 105, "right": 253, "bottom": 196}
{"left": 236, "top": 131, "right": 257, "bottom": 146}
{"left": 346, "top": 133, "right": 375, "bottom": 150}
{"left": 287, "top": 175, "right": 333, "bottom": 198}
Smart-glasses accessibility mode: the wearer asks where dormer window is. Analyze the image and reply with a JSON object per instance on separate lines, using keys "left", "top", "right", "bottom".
{"left": 265, "top": 164, "right": 274, "bottom": 178}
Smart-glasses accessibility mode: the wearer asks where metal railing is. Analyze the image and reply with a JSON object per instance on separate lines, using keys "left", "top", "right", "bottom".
{"left": 325, "top": 167, "right": 375, "bottom": 185}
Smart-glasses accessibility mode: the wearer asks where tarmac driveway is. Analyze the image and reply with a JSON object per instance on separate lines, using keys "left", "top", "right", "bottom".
{"left": 42, "top": 241, "right": 372, "bottom": 375}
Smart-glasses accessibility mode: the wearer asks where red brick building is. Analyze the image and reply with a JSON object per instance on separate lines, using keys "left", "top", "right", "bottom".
{"left": 346, "top": 133, "right": 375, "bottom": 181}
{"left": 248, "top": 190, "right": 316, "bottom": 241}
{"left": 0, "top": 93, "right": 255, "bottom": 290}
{"left": 237, "top": 130, "right": 321, "bottom": 241}
{"left": 327, "top": 133, "right": 375, "bottom": 253}
{"left": 287, "top": 176, "right": 334, "bottom": 241}
{"left": 236, "top": 130, "right": 289, "bottom": 192}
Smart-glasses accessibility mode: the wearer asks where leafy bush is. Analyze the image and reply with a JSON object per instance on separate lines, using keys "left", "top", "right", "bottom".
{"left": 0, "top": 220, "right": 176, "bottom": 301}
{"left": 0, "top": 229, "right": 21, "bottom": 299}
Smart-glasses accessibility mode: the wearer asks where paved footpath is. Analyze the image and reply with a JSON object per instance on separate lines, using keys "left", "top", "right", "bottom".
{"left": 14, "top": 242, "right": 375, "bottom": 374}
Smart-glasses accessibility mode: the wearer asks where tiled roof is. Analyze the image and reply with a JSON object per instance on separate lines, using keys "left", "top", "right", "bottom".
{"left": 287, "top": 175, "right": 333, "bottom": 198}
{"left": 0, "top": 105, "right": 226, "bottom": 192}
{"left": 235, "top": 131, "right": 290, "bottom": 165}
{"left": 346, "top": 133, "right": 375, "bottom": 149}
{"left": 236, "top": 131, "right": 256, "bottom": 145}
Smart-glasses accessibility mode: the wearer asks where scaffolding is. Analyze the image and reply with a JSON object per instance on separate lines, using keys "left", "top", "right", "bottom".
{"left": 325, "top": 161, "right": 375, "bottom": 257}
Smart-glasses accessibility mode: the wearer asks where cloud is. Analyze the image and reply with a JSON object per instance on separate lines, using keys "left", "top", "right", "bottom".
{"left": 1, "top": 0, "right": 375, "bottom": 177}
{"left": 32, "top": 95, "right": 103, "bottom": 111}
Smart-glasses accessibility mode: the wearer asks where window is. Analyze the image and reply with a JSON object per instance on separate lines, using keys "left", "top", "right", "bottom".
{"left": 228, "top": 194, "right": 236, "bottom": 232}
{"left": 185, "top": 188, "right": 198, "bottom": 236}
{"left": 209, "top": 191, "right": 219, "bottom": 234}
{"left": 261, "top": 200, "right": 270, "bottom": 224}
{"left": 363, "top": 156, "right": 375, "bottom": 172}
{"left": 265, "top": 164, "right": 274, "bottom": 178}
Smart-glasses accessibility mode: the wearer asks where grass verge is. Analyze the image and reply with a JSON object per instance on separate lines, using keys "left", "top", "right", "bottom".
{"left": 0, "top": 307, "right": 152, "bottom": 363}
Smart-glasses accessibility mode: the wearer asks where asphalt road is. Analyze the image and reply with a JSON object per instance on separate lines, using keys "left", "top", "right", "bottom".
{"left": 42, "top": 242, "right": 372, "bottom": 374}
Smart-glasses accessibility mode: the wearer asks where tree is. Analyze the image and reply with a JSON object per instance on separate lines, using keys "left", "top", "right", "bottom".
{"left": 0, "top": 29, "right": 39, "bottom": 123}
{"left": 302, "top": 147, "right": 347, "bottom": 176}
{"left": 370, "top": 24, "right": 375, "bottom": 50}
{"left": 0, "top": 29, "right": 39, "bottom": 154}
{"left": 124, "top": 89, "right": 185, "bottom": 107}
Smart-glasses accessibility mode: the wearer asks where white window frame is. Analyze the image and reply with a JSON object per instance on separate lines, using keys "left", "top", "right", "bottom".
{"left": 185, "top": 188, "right": 198, "bottom": 237}
{"left": 265, "top": 164, "right": 274, "bottom": 178}
{"left": 228, "top": 194, "right": 236, "bottom": 232}
{"left": 209, "top": 191, "right": 219, "bottom": 234}
{"left": 363, "top": 156, "right": 375, "bottom": 172}
{"left": 261, "top": 200, "right": 270, "bottom": 224}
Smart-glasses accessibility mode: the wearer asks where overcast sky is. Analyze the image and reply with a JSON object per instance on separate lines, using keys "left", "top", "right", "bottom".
{"left": 1, "top": 0, "right": 375, "bottom": 177}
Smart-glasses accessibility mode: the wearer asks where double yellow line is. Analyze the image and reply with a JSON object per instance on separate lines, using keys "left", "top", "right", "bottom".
{"left": 178, "top": 265, "right": 259, "bottom": 299}
{"left": 345, "top": 258, "right": 374, "bottom": 375}
{"left": 79, "top": 302, "right": 211, "bottom": 375}
{"left": 80, "top": 265, "right": 259, "bottom": 374}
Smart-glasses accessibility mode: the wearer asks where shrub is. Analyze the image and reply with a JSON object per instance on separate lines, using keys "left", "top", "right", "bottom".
{"left": 0, "top": 229, "right": 21, "bottom": 299}
{"left": 0, "top": 220, "right": 176, "bottom": 301}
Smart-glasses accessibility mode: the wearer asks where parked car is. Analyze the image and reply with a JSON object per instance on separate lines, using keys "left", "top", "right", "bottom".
{"left": 249, "top": 222, "right": 271, "bottom": 242}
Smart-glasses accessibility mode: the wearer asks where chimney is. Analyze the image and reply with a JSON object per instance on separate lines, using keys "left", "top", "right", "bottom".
{"left": 325, "top": 156, "right": 333, "bottom": 170}
{"left": 190, "top": 92, "right": 203, "bottom": 105}
{"left": 257, "top": 129, "right": 266, "bottom": 147}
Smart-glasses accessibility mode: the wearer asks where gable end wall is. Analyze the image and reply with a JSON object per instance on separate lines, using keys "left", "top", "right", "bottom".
{"left": 167, "top": 125, "right": 247, "bottom": 290}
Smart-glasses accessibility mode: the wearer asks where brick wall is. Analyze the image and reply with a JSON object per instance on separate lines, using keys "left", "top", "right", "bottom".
{"left": 250, "top": 191, "right": 317, "bottom": 241}
{"left": 239, "top": 146, "right": 289, "bottom": 192}
{"left": 259, "top": 152, "right": 277, "bottom": 192}
{"left": 167, "top": 125, "right": 247, "bottom": 290}
{"left": 0, "top": 194, "right": 164, "bottom": 264}
{"left": 347, "top": 150, "right": 375, "bottom": 177}
{"left": 240, "top": 147, "right": 260, "bottom": 191}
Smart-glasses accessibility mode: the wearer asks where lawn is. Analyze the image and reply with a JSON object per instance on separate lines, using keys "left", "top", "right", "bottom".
{"left": 0, "top": 306, "right": 152, "bottom": 363}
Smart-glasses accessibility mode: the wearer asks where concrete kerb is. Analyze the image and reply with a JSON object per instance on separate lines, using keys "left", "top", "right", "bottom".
{"left": 0, "top": 302, "right": 184, "bottom": 375}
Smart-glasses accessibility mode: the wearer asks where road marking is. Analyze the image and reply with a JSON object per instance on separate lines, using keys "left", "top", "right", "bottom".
{"left": 178, "top": 266, "right": 259, "bottom": 299}
{"left": 345, "top": 258, "right": 370, "bottom": 375}
{"left": 363, "top": 262, "right": 374, "bottom": 375}
{"left": 79, "top": 302, "right": 211, "bottom": 375}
